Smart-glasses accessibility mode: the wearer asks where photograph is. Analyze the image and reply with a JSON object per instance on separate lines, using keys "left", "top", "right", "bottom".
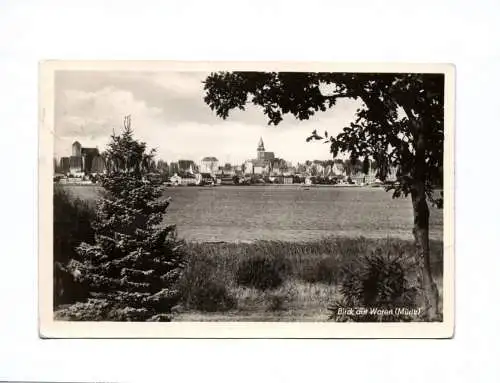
{"left": 39, "top": 61, "right": 454, "bottom": 338}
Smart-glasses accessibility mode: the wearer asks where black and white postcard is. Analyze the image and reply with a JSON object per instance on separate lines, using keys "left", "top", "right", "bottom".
{"left": 38, "top": 61, "right": 455, "bottom": 338}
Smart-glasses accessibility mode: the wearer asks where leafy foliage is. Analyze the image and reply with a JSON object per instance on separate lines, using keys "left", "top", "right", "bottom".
{"left": 59, "top": 116, "right": 186, "bottom": 321}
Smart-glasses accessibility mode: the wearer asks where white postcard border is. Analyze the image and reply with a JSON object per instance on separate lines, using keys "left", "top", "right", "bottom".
{"left": 39, "top": 60, "right": 455, "bottom": 338}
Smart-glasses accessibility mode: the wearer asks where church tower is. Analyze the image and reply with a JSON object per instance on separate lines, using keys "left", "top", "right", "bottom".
{"left": 72, "top": 141, "right": 82, "bottom": 157}
{"left": 257, "top": 137, "right": 265, "bottom": 160}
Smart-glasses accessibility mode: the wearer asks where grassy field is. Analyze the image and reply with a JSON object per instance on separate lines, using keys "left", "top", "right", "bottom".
{"left": 174, "top": 237, "right": 443, "bottom": 322}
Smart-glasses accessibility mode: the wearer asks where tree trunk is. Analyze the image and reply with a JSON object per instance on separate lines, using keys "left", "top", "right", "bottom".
{"left": 411, "top": 180, "right": 441, "bottom": 321}
{"left": 403, "top": 109, "right": 441, "bottom": 321}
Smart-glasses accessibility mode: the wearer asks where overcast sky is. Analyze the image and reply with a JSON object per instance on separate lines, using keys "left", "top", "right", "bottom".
{"left": 54, "top": 71, "right": 363, "bottom": 164}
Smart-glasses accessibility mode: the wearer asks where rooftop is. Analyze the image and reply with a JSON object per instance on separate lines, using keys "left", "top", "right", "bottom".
{"left": 202, "top": 156, "right": 218, "bottom": 162}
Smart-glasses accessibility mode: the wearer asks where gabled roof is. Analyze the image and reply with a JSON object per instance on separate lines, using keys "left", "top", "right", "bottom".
{"left": 252, "top": 159, "right": 268, "bottom": 167}
{"left": 202, "top": 156, "right": 218, "bottom": 162}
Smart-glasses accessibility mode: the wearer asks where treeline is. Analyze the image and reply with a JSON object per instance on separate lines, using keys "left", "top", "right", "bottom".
{"left": 143, "top": 158, "right": 378, "bottom": 176}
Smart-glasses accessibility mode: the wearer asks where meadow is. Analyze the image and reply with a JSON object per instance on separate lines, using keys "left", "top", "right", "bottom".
{"left": 175, "top": 237, "right": 443, "bottom": 321}
{"left": 55, "top": 184, "right": 444, "bottom": 321}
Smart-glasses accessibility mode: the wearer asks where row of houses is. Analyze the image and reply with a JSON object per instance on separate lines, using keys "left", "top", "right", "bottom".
{"left": 166, "top": 170, "right": 396, "bottom": 187}
{"left": 169, "top": 172, "right": 213, "bottom": 186}
{"left": 167, "top": 173, "right": 295, "bottom": 186}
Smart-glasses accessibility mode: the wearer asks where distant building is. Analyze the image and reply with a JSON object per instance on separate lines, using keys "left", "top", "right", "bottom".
{"left": 332, "top": 162, "right": 346, "bottom": 176}
{"left": 200, "top": 157, "right": 219, "bottom": 174}
{"left": 272, "top": 175, "right": 294, "bottom": 184}
{"left": 222, "top": 164, "right": 235, "bottom": 177}
{"left": 169, "top": 173, "right": 182, "bottom": 185}
{"left": 350, "top": 164, "right": 378, "bottom": 185}
{"left": 195, "top": 173, "right": 215, "bottom": 185}
{"left": 312, "top": 160, "right": 325, "bottom": 176}
{"left": 72, "top": 141, "right": 82, "bottom": 156}
{"left": 169, "top": 172, "right": 197, "bottom": 186}
{"left": 257, "top": 137, "right": 275, "bottom": 162}
{"left": 215, "top": 167, "right": 224, "bottom": 178}
{"left": 246, "top": 137, "right": 275, "bottom": 176}
{"left": 253, "top": 163, "right": 268, "bottom": 175}
{"left": 59, "top": 157, "right": 70, "bottom": 174}
{"left": 61, "top": 141, "right": 105, "bottom": 176}
{"left": 69, "top": 155, "right": 83, "bottom": 175}
{"left": 243, "top": 160, "right": 254, "bottom": 175}
{"left": 180, "top": 174, "right": 197, "bottom": 186}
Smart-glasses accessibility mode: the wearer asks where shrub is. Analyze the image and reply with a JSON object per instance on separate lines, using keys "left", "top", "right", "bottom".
{"left": 300, "top": 256, "right": 341, "bottom": 285}
{"left": 185, "top": 279, "right": 236, "bottom": 312}
{"left": 178, "top": 257, "right": 236, "bottom": 312}
{"left": 53, "top": 187, "right": 95, "bottom": 306}
{"left": 328, "top": 246, "right": 419, "bottom": 322}
{"left": 236, "top": 255, "right": 291, "bottom": 290}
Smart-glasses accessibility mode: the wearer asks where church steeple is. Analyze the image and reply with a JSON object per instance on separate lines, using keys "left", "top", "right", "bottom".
{"left": 257, "top": 137, "right": 265, "bottom": 160}
{"left": 257, "top": 137, "right": 265, "bottom": 151}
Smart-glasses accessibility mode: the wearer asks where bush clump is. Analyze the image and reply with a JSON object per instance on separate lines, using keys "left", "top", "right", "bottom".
{"left": 53, "top": 187, "right": 95, "bottom": 306}
{"left": 236, "top": 255, "right": 291, "bottom": 290}
{"left": 328, "top": 246, "right": 419, "bottom": 322}
{"left": 178, "top": 257, "right": 236, "bottom": 312}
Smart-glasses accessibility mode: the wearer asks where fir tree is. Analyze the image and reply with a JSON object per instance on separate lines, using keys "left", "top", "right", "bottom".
{"left": 62, "top": 115, "right": 186, "bottom": 321}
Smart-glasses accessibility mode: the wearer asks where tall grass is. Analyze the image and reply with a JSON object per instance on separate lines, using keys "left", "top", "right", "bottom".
{"left": 175, "top": 237, "right": 443, "bottom": 320}
{"left": 182, "top": 237, "right": 442, "bottom": 285}
{"left": 177, "top": 256, "right": 236, "bottom": 312}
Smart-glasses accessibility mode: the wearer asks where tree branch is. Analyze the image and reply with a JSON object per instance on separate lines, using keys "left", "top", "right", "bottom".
{"left": 323, "top": 93, "right": 360, "bottom": 102}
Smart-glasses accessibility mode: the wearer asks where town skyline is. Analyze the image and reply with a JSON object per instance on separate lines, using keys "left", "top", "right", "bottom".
{"left": 54, "top": 71, "right": 363, "bottom": 164}
{"left": 53, "top": 135, "right": 354, "bottom": 167}
{"left": 54, "top": 135, "right": 386, "bottom": 186}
